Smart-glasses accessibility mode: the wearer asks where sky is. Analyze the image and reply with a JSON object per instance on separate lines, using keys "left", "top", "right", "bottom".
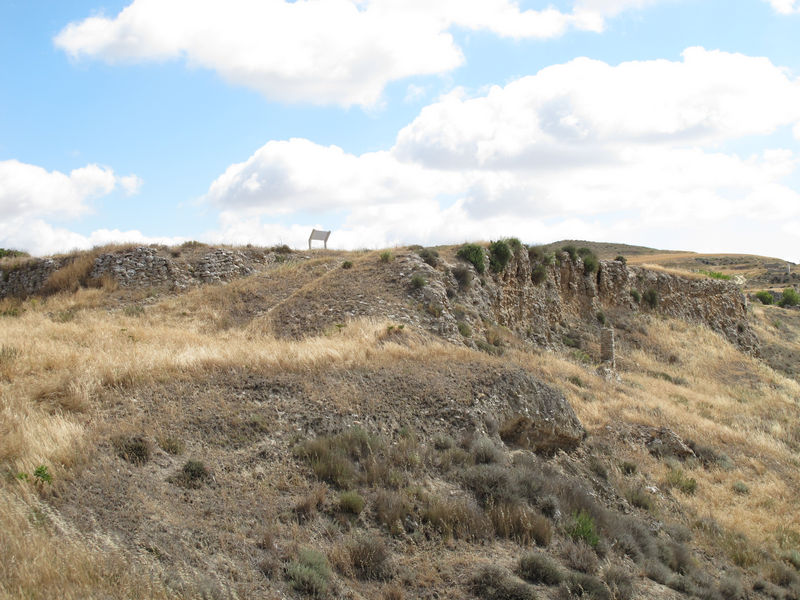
{"left": 1, "top": 0, "right": 800, "bottom": 261}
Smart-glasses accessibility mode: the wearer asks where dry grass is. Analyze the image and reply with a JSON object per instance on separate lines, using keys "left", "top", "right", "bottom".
{"left": 511, "top": 315, "right": 800, "bottom": 558}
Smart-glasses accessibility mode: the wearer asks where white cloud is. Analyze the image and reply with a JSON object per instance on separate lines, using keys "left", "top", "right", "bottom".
{"left": 0, "top": 160, "right": 140, "bottom": 219}
{"left": 0, "top": 217, "right": 181, "bottom": 257}
{"left": 54, "top": 0, "right": 663, "bottom": 107}
{"left": 764, "top": 0, "right": 800, "bottom": 14}
{"left": 119, "top": 174, "right": 144, "bottom": 196}
{"left": 203, "top": 48, "right": 800, "bottom": 262}
{"left": 394, "top": 48, "right": 800, "bottom": 169}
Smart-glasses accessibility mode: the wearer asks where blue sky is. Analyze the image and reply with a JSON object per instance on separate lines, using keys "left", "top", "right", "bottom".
{"left": 2, "top": 0, "right": 800, "bottom": 260}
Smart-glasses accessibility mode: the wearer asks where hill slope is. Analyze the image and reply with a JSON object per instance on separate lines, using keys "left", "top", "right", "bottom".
{"left": 2, "top": 242, "right": 800, "bottom": 600}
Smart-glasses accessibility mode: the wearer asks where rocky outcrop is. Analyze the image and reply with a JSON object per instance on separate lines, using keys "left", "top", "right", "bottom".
{"left": 0, "top": 245, "right": 295, "bottom": 298}
{"left": 0, "top": 258, "right": 61, "bottom": 298}
{"left": 431, "top": 248, "right": 756, "bottom": 352}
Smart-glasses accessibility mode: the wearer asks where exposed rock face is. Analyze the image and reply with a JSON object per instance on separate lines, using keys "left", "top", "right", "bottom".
{"left": 439, "top": 249, "right": 757, "bottom": 352}
{"left": 1, "top": 246, "right": 289, "bottom": 297}
{"left": 0, "top": 258, "right": 61, "bottom": 298}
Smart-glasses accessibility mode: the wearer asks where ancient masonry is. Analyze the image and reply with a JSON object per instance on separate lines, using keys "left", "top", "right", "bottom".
{"left": 600, "top": 327, "right": 615, "bottom": 369}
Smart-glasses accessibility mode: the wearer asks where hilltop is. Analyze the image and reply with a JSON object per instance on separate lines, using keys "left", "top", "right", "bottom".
{"left": 1, "top": 241, "right": 800, "bottom": 600}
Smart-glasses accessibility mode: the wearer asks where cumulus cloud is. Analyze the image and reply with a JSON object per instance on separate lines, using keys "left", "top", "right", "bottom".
{"left": 54, "top": 0, "right": 660, "bottom": 107}
{"left": 203, "top": 48, "right": 800, "bottom": 261}
{"left": 394, "top": 48, "right": 800, "bottom": 169}
{"left": 0, "top": 160, "right": 147, "bottom": 255}
{"left": 764, "top": 0, "right": 800, "bottom": 14}
{"left": 0, "top": 160, "right": 140, "bottom": 220}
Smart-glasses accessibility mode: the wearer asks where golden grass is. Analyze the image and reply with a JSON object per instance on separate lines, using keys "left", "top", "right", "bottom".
{"left": 512, "top": 315, "right": 800, "bottom": 557}
{"left": 3, "top": 275, "right": 800, "bottom": 596}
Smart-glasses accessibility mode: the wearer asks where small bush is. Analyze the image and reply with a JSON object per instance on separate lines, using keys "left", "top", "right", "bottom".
{"left": 471, "top": 437, "right": 504, "bottom": 465}
{"left": 172, "top": 459, "right": 210, "bottom": 488}
{"left": 518, "top": 552, "right": 563, "bottom": 585}
{"left": 643, "top": 288, "right": 659, "bottom": 309}
{"left": 0, "top": 248, "right": 29, "bottom": 259}
{"left": 271, "top": 243, "right": 292, "bottom": 254}
{"left": 489, "top": 240, "right": 513, "bottom": 273}
{"left": 664, "top": 468, "right": 697, "bottom": 495}
{"left": 563, "top": 539, "right": 598, "bottom": 574}
{"left": 614, "top": 255, "right": 627, "bottom": 264}
{"left": 645, "top": 560, "right": 671, "bottom": 584}
{"left": 380, "top": 251, "right": 393, "bottom": 263}
{"left": 603, "top": 567, "right": 633, "bottom": 600}
{"left": 452, "top": 265, "right": 473, "bottom": 288}
{"left": 625, "top": 487, "right": 653, "bottom": 511}
{"left": 582, "top": 253, "right": 599, "bottom": 275}
{"left": 779, "top": 287, "right": 800, "bottom": 308}
{"left": 349, "top": 534, "right": 389, "bottom": 580}
{"left": 767, "top": 561, "right": 799, "bottom": 587}
{"left": 566, "top": 572, "right": 611, "bottom": 600}
{"left": 470, "top": 566, "right": 537, "bottom": 600}
{"left": 562, "top": 245, "right": 578, "bottom": 262}
{"left": 410, "top": 274, "right": 427, "bottom": 289}
{"left": 295, "top": 485, "right": 327, "bottom": 522}
{"left": 339, "top": 491, "right": 365, "bottom": 515}
{"left": 528, "top": 246, "right": 546, "bottom": 263}
{"left": 341, "top": 260, "right": 353, "bottom": 269}
{"left": 659, "top": 540, "right": 693, "bottom": 574}
{"left": 457, "top": 243, "right": 486, "bottom": 274}
{"left": 596, "top": 312, "right": 606, "bottom": 326}
{"left": 732, "top": 482, "right": 749, "bottom": 495}
{"left": 286, "top": 549, "right": 331, "bottom": 597}
{"left": 375, "top": 490, "right": 411, "bottom": 535}
{"left": 620, "top": 461, "right": 637, "bottom": 476}
{"left": 113, "top": 434, "right": 151, "bottom": 465}
{"left": 507, "top": 238, "right": 523, "bottom": 253}
{"left": 718, "top": 575, "right": 745, "bottom": 600}
{"left": 33, "top": 465, "right": 52, "bottom": 484}
{"left": 457, "top": 321, "right": 472, "bottom": 337}
{"left": 157, "top": 435, "right": 184, "bottom": 455}
{"left": 422, "top": 496, "right": 493, "bottom": 541}
{"left": 489, "top": 502, "right": 552, "bottom": 546}
{"left": 417, "top": 247, "right": 439, "bottom": 266}
{"left": 700, "top": 270, "right": 732, "bottom": 280}
{"left": 532, "top": 265, "right": 548, "bottom": 285}
{"left": 755, "top": 290, "right": 774, "bottom": 305}
{"left": 568, "top": 510, "right": 600, "bottom": 548}
{"left": 630, "top": 289, "right": 641, "bottom": 303}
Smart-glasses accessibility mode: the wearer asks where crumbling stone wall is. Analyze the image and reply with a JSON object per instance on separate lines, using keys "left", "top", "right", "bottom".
{"left": 0, "top": 258, "right": 62, "bottom": 298}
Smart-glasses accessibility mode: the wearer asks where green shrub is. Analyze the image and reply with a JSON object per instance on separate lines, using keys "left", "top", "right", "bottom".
{"left": 374, "top": 490, "right": 412, "bottom": 535}
{"left": 700, "top": 270, "right": 732, "bottom": 280}
{"left": 417, "top": 247, "right": 439, "bottom": 266}
{"left": 410, "top": 274, "right": 427, "bottom": 289}
{"left": 732, "top": 482, "right": 749, "bottom": 495}
{"left": 566, "top": 572, "right": 611, "bottom": 600}
{"left": 506, "top": 238, "right": 523, "bottom": 253}
{"left": 489, "top": 240, "right": 513, "bottom": 273}
{"left": 0, "top": 248, "right": 29, "bottom": 259}
{"left": 341, "top": 260, "right": 353, "bottom": 269}
{"left": 528, "top": 246, "right": 545, "bottom": 263}
{"left": 562, "top": 245, "right": 578, "bottom": 262}
{"left": 457, "top": 321, "right": 472, "bottom": 337}
{"left": 489, "top": 502, "right": 552, "bottom": 546}
{"left": 339, "top": 491, "right": 365, "bottom": 515}
{"left": 470, "top": 566, "right": 537, "bottom": 600}
{"left": 568, "top": 510, "right": 600, "bottom": 548}
{"left": 620, "top": 461, "right": 637, "bottom": 476}
{"left": 532, "top": 265, "right": 547, "bottom": 285}
{"left": 286, "top": 549, "right": 331, "bottom": 597}
{"left": 643, "top": 288, "right": 659, "bottom": 309}
{"left": 33, "top": 465, "right": 52, "bottom": 484}
{"left": 596, "top": 312, "right": 606, "bottom": 325}
{"left": 755, "top": 290, "right": 774, "bottom": 305}
{"left": 380, "top": 251, "right": 393, "bottom": 263}
{"left": 517, "top": 552, "right": 563, "bottom": 585}
{"left": 457, "top": 244, "right": 486, "bottom": 274}
{"left": 779, "top": 288, "right": 800, "bottom": 307}
{"left": 630, "top": 289, "right": 641, "bottom": 303}
{"left": 583, "top": 254, "right": 599, "bottom": 274}
{"left": 158, "top": 435, "right": 184, "bottom": 455}
{"left": 615, "top": 255, "right": 627, "bottom": 264}
{"left": 664, "top": 468, "right": 697, "bottom": 495}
